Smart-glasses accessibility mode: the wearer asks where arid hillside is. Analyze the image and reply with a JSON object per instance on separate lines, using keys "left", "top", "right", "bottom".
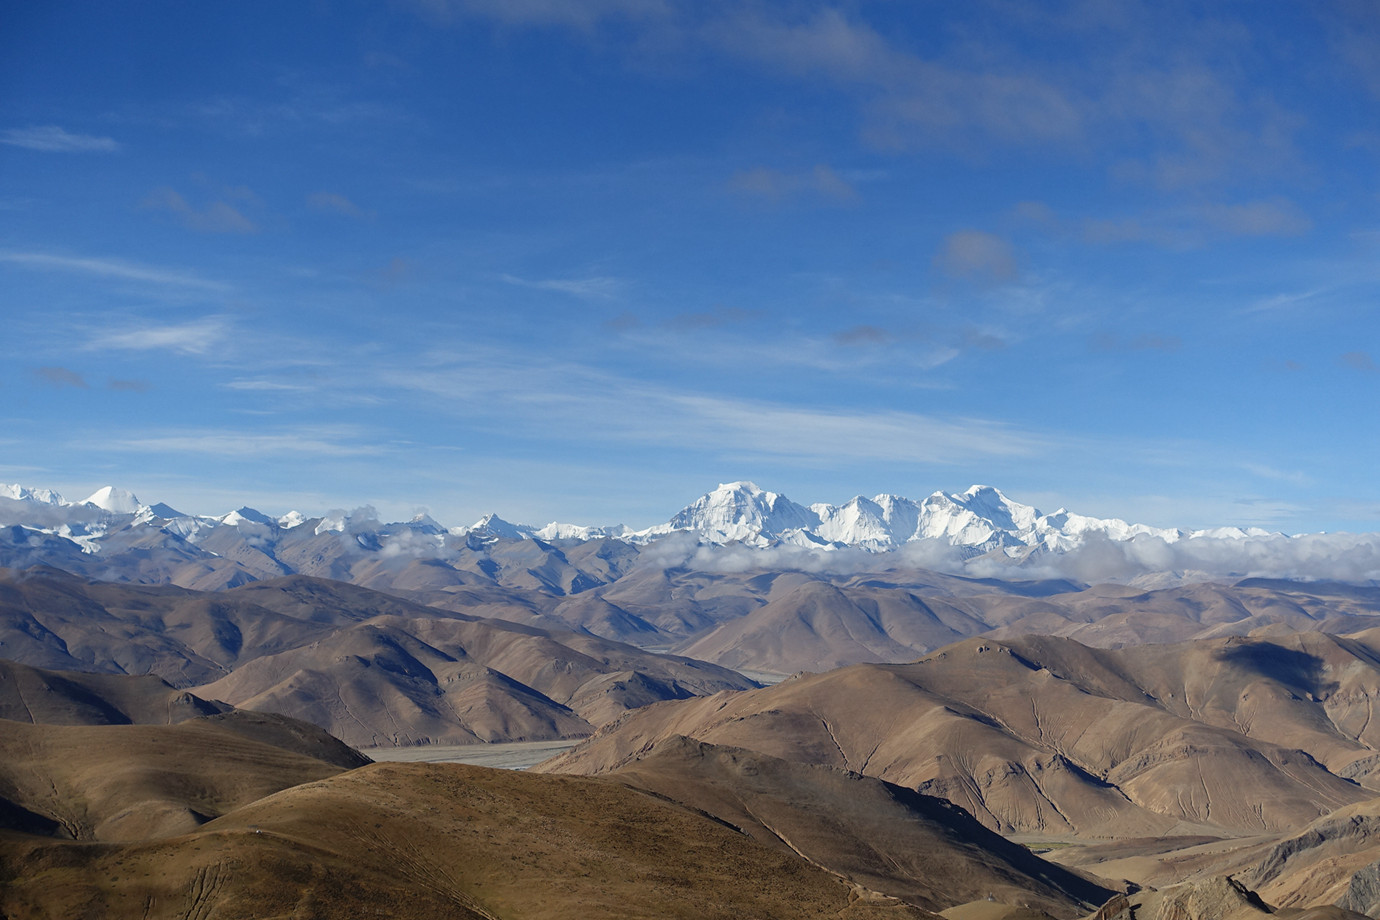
{"left": 543, "top": 632, "right": 1380, "bottom": 839}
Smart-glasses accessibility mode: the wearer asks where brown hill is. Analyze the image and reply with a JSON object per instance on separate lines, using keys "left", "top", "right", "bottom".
{"left": 675, "top": 578, "right": 981, "bottom": 673}
{"left": 606, "top": 735, "right": 1115, "bottom": 917}
{"left": 192, "top": 619, "right": 594, "bottom": 747}
{"left": 0, "top": 658, "right": 369, "bottom": 771}
{"left": 0, "top": 568, "right": 754, "bottom": 747}
{"left": 192, "top": 608, "right": 753, "bottom": 748}
{"left": 543, "top": 633, "right": 1378, "bottom": 838}
{"left": 0, "top": 658, "right": 228, "bottom": 725}
{"left": 666, "top": 574, "right": 1380, "bottom": 676}
{"left": 13, "top": 544, "right": 1380, "bottom": 683}
{"left": 0, "top": 717, "right": 347, "bottom": 841}
{"left": 0, "top": 757, "right": 944, "bottom": 920}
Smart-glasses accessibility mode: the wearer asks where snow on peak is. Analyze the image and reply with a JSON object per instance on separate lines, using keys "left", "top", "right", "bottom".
{"left": 0, "top": 477, "right": 1287, "bottom": 566}
{"left": 461, "top": 513, "right": 529, "bottom": 541}
{"left": 219, "top": 506, "right": 276, "bottom": 527}
{"left": 660, "top": 481, "right": 818, "bottom": 545}
{"left": 82, "top": 486, "right": 143, "bottom": 514}
{"left": 407, "top": 512, "right": 446, "bottom": 534}
{"left": 534, "top": 521, "right": 629, "bottom": 541}
{"left": 0, "top": 483, "right": 66, "bottom": 505}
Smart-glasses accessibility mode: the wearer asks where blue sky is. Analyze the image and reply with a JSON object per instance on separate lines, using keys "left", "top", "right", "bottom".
{"left": 3, "top": 0, "right": 1379, "bottom": 532}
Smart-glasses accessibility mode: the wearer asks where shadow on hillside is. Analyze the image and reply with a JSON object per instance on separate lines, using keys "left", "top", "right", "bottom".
{"left": 1213, "top": 642, "right": 1338, "bottom": 699}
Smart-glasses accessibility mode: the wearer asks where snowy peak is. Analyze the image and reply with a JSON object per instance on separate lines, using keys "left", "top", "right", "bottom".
{"left": 652, "top": 483, "right": 1233, "bottom": 556}
{"left": 460, "top": 513, "right": 530, "bottom": 542}
{"left": 660, "top": 481, "right": 819, "bottom": 545}
{"left": 0, "top": 484, "right": 66, "bottom": 505}
{"left": 82, "top": 486, "right": 143, "bottom": 514}
{"left": 912, "top": 485, "right": 1035, "bottom": 547}
{"left": 219, "top": 506, "right": 276, "bottom": 527}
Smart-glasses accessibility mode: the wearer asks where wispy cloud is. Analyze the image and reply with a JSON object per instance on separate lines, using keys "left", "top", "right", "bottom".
{"left": 224, "top": 378, "right": 318, "bottom": 392}
{"left": 665, "top": 306, "right": 761, "bottom": 331}
{"left": 1342, "top": 351, "right": 1379, "bottom": 372}
{"left": 1092, "top": 332, "right": 1183, "bottom": 353}
{"left": 34, "top": 366, "right": 89, "bottom": 389}
{"left": 833, "top": 325, "right": 893, "bottom": 346}
{"left": 1, "top": 125, "right": 120, "bottom": 152}
{"left": 1022, "top": 198, "right": 1315, "bottom": 250}
{"left": 710, "top": 8, "right": 1085, "bottom": 153}
{"left": 1240, "top": 289, "right": 1327, "bottom": 316}
{"left": 375, "top": 346, "right": 1048, "bottom": 465}
{"left": 307, "top": 191, "right": 370, "bottom": 218}
{"left": 728, "top": 164, "right": 857, "bottom": 204}
{"left": 140, "top": 187, "right": 257, "bottom": 233}
{"left": 105, "top": 426, "right": 387, "bottom": 458}
{"left": 1200, "top": 198, "right": 1312, "bottom": 237}
{"left": 934, "top": 230, "right": 1020, "bottom": 284}
{"left": 83, "top": 316, "right": 230, "bottom": 355}
{"left": 668, "top": 396, "right": 1050, "bottom": 465}
{"left": 612, "top": 316, "right": 961, "bottom": 375}
{"left": 0, "top": 251, "right": 228, "bottom": 291}
{"left": 500, "top": 273, "right": 624, "bottom": 299}
{"left": 411, "top": 0, "right": 669, "bottom": 29}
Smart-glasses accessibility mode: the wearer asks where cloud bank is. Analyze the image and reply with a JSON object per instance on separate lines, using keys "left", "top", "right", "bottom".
{"left": 649, "top": 530, "right": 1380, "bottom": 586}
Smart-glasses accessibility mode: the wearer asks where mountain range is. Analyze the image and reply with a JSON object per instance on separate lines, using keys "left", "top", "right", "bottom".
{"left": 1, "top": 479, "right": 1277, "bottom": 566}
{"left": 6, "top": 479, "right": 1380, "bottom": 681}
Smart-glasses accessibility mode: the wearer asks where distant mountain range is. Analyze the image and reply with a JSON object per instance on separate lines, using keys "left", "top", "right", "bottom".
{"left": 1, "top": 479, "right": 1274, "bottom": 564}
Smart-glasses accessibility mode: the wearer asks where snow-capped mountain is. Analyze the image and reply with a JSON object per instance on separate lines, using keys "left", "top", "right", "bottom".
{"left": 0, "top": 478, "right": 1276, "bottom": 574}
{"left": 624, "top": 480, "right": 1257, "bottom": 555}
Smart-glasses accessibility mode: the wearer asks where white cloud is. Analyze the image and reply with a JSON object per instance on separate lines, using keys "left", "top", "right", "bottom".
{"left": 1001, "top": 531, "right": 1380, "bottom": 585}
{"left": 1, "top": 125, "right": 120, "bottom": 152}
{"left": 729, "top": 164, "right": 859, "bottom": 203}
{"left": 104, "top": 426, "right": 386, "bottom": 458}
{"left": 661, "top": 530, "right": 1380, "bottom": 586}
{"left": 84, "top": 316, "right": 230, "bottom": 355}
{"left": 499, "top": 273, "right": 624, "bottom": 299}
{"left": 934, "top": 230, "right": 1021, "bottom": 283}
{"left": 140, "top": 187, "right": 257, "bottom": 234}
{"left": 375, "top": 347, "right": 1050, "bottom": 466}
{"left": 668, "top": 395, "right": 1048, "bottom": 465}
{"left": 0, "top": 251, "right": 228, "bottom": 290}
{"left": 413, "top": 0, "right": 669, "bottom": 29}
{"left": 224, "top": 378, "right": 316, "bottom": 392}
{"left": 307, "top": 191, "right": 370, "bottom": 218}
{"left": 1200, "top": 198, "right": 1313, "bottom": 237}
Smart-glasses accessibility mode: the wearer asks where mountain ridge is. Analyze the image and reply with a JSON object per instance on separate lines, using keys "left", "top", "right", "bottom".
{"left": 0, "top": 478, "right": 1284, "bottom": 562}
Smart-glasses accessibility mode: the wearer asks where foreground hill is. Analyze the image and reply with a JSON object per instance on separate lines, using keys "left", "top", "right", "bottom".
{"left": 0, "top": 715, "right": 361, "bottom": 841}
{"left": 0, "top": 752, "right": 949, "bottom": 919}
{"left": 0, "top": 671, "right": 1107, "bottom": 919}
{"left": 544, "top": 632, "right": 1380, "bottom": 838}
{"left": 604, "top": 736, "right": 1114, "bottom": 917}
{"left": 2, "top": 710, "right": 1356, "bottom": 920}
